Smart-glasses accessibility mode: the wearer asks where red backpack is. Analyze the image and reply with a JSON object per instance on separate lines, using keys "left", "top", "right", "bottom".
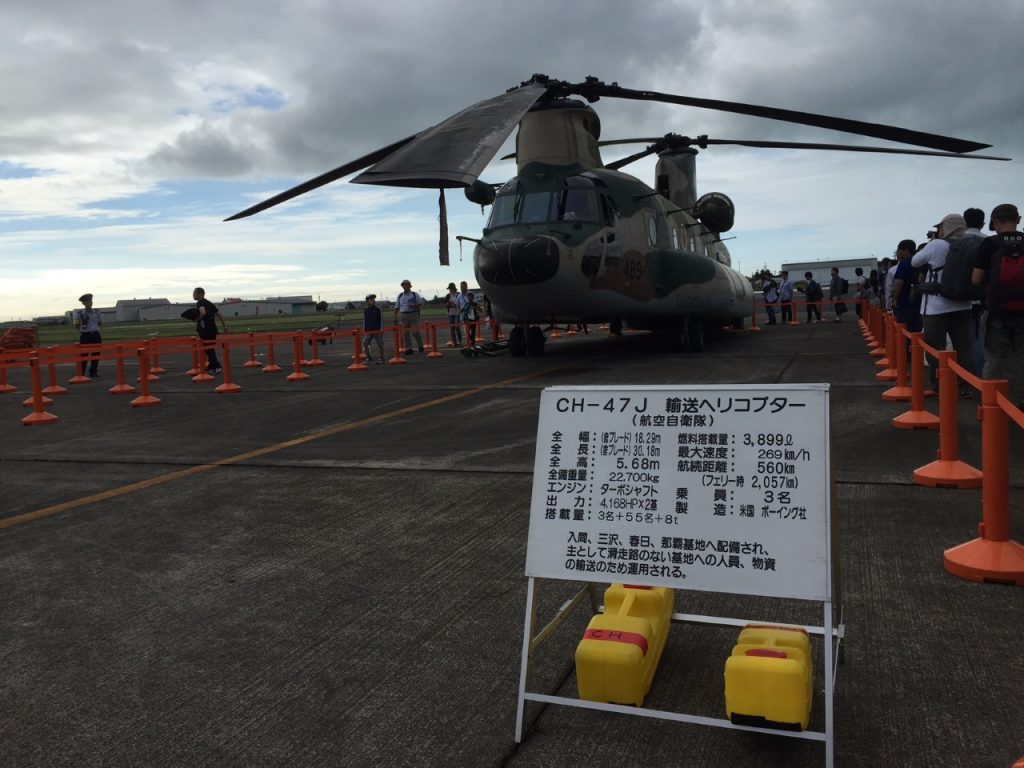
{"left": 990, "top": 233, "right": 1024, "bottom": 313}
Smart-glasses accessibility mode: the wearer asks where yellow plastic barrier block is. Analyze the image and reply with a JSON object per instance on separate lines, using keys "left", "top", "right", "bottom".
{"left": 575, "top": 584, "right": 674, "bottom": 706}
{"left": 724, "top": 624, "right": 812, "bottom": 731}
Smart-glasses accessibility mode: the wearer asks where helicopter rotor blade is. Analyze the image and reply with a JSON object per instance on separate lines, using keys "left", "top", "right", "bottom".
{"left": 605, "top": 147, "right": 659, "bottom": 171}
{"left": 224, "top": 134, "right": 421, "bottom": 221}
{"left": 600, "top": 135, "right": 1010, "bottom": 164}
{"left": 578, "top": 81, "right": 991, "bottom": 154}
{"left": 352, "top": 82, "right": 547, "bottom": 188}
{"left": 700, "top": 138, "right": 1010, "bottom": 160}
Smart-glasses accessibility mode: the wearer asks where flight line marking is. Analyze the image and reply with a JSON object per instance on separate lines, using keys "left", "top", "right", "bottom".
{"left": 0, "top": 361, "right": 581, "bottom": 530}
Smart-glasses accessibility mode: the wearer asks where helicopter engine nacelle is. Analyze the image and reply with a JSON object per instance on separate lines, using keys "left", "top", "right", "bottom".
{"left": 695, "top": 192, "right": 735, "bottom": 233}
{"left": 464, "top": 180, "right": 496, "bottom": 207}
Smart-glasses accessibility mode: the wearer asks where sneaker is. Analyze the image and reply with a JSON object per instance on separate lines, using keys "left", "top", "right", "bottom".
{"left": 375, "top": 359, "right": 384, "bottom": 365}
{"left": 418, "top": 347, "right": 425, "bottom": 354}
{"left": 210, "top": 367, "right": 222, "bottom": 375}
{"left": 403, "top": 350, "right": 413, "bottom": 356}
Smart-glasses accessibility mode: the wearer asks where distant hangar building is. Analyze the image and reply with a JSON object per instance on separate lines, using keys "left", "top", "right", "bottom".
{"left": 779, "top": 257, "right": 878, "bottom": 283}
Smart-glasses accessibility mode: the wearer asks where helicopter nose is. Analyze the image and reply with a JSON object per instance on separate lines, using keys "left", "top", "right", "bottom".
{"left": 476, "top": 236, "right": 560, "bottom": 285}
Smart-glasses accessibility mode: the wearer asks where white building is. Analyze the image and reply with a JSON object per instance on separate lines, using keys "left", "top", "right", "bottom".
{"left": 780, "top": 257, "right": 878, "bottom": 284}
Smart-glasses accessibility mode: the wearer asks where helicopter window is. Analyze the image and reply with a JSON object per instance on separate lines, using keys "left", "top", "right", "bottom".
{"left": 555, "top": 189, "right": 599, "bottom": 222}
{"left": 671, "top": 226, "right": 680, "bottom": 249}
{"left": 600, "top": 195, "right": 619, "bottom": 226}
{"left": 488, "top": 193, "right": 518, "bottom": 228}
{"left": 646, "top": 214, "right": 659, "bottom": 247}
{"left": 520, "top": 192, "right": 552, "bottom": 224}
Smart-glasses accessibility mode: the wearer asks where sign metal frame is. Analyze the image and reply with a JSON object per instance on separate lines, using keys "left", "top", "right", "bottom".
{"left": 514, "top": 384, "right": 843, "bottom": 768}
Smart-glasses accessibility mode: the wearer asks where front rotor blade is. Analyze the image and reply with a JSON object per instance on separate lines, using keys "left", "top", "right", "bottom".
{"left": 701, "top": 138, "right": 1010, "bottom": 160}
{"left": 596, "top": 83, "right": 991, "bottom": 153}
{"left": 224, "top": 134, "right": 419, "bottom": 221}
{"left": 606, "top": 147, "right": 658, "bottom": 171}
{"left": 352, "top": 82, "right": 547, "bottom": 188}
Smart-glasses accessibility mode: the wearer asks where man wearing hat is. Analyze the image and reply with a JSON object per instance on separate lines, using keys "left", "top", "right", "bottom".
{"left": 394, "top": 280, "right": 424, "bottom": 355}
{"left": 912, "top": 214, "right": 972, "bottom": 394}
{"left": 75, "top": 293, "right": 102, "bottom": 377}
{"left": 444, "top": 282, "right": 463, "bottom": 347}
{"left": 972, "top": 203, "right": 1024, "bottom": 406}
{"left": 362, "top": 294, "right": 386, "bottom": 364}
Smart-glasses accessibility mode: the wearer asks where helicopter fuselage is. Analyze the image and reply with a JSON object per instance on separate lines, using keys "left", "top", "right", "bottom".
{"left": 473, "top": 162, "right": 753, "bottom": 330}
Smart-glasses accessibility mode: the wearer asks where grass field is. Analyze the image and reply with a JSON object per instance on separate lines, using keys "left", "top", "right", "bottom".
{"left": 34, "top": 308, "right": 451, "bottom": 346}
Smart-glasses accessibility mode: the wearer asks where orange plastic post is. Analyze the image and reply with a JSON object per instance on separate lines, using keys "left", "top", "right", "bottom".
{"left": 427, "top": 323, "right": 443, "bottom": 359}
{"left": 149, "top": 339, "right": 167, "bottom": 375}
{"left": 108, "top": 345, "right": 136, "bottom": 394}
{"left": 42, "top": 347, "right": 68, "bottom": 395}
{"left": 192, "top": 339, "right": 214, "bottom": 383}
{"left": 549, "top": 325, "right": 562, "bottom": 339}
{"left": 307, "top": 332, "right": 325, "bottom": 366}
{"left": 0, "top": 358, "right": 15, "bottom": 393}
{"left": 140, "top": 340, "right": 160, "bottom": 381}
{"left": 185, "top": 338, "right": 200, "bottom": 377}
{"left": 286, "top": 334, "right": 311, "bottom": 381}
{"left": 21, "top": 357, "right": 58, "bottom": 425}
{"left": 748, "top": 307, "right": 761, "bottom": 332}
{"left": 943, "top": 379, "right": 1024, "bottom": 584}
{"left": 214, "top": 342, "right": 242, "bottom": 393}
{"left": 913, "top": 350, "right": 981, "bottom": 488}
{"left": 244, "top": 332, "right": 262, "bottom": 368}
{"left": 130, "top": 348, "right": 161, "bottom": 407}
{"left": 348, "top": 329, "right": 368, "bottom": 371}
{"left": 262, "top": 334, "right": 282, "bottom": 373}
{"left": 892, "top": 333, "right": 939, "bottom": 430}
{"left": 422, "top": 321, "right": 435, "bottom": 352}
{"left": 882, "top": 326, "right": 911, "bottom": 401}
{"left": 68, "top": 344, "right": 91, "bottom": 384}
{"left": 389, "top": 325, "right": 407, "bottom": 365}
{"left": 875, "top": 317, "right": 897, "bottom": 378}
{"left": 22, "top": 354, "right": 54, "bottom": 407}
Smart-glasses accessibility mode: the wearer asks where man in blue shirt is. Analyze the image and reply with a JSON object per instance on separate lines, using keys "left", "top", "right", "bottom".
{"left": 362, "top": 294, "right": 386, "bottom": 364}
{"left": 890, "top": 240, "right": 919, "bottom": 331}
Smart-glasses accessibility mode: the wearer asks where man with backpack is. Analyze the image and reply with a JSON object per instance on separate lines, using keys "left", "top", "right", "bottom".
{"left": 912, "top": 214, "right": 972, "bottom": 395}
{"left": 972, "top": 203, "right": 1024, "bottom": 407}
{"left": 963, "top": 207, "right": 987, "bottom": 377}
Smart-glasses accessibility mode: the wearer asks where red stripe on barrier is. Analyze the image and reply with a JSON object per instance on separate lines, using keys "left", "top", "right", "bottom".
{"left": 582, "top": 628, "right": 648, "bottom": 655}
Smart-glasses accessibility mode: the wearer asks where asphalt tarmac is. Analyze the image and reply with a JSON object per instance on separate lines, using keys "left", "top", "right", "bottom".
{"left": 1, "top": 319, "right": 1022, "bottom": 768}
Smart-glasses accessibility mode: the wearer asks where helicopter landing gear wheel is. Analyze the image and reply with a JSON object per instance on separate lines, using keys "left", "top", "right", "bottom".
{"left": 609, "top": 319, "right": 623, "bottom": 337}
{"left": 687, "top": 319, "right": 705, "bottom": 353}
{"left": 526, "top": 326, "right": 546, "bottom": 356}
{"left": 509, "top": 327, "right": 527, "bottom": 357}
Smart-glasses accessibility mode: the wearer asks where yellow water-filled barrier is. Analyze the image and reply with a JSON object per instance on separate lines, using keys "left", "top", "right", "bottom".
{"left": 575, "top": 584, "right": 674, "bottom": 706}
{"left": 724, "top": 624, "right": 813, "bottom": 730}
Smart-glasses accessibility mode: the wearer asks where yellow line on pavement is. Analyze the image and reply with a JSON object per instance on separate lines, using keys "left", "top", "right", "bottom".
{"left": 0, "top": 363, "right": 573, "bottom": 530}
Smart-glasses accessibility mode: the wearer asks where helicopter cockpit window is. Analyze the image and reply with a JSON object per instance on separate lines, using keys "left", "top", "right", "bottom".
{"left": 554, "top": 189, "right": 599, "bottom": 222}
{"left": 486, "top": 178, "right": 601, "bottom": 228}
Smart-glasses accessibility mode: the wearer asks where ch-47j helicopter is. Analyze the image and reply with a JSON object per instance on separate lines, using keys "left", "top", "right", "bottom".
{"left": 227, "top": 74, "right": 1007, "bottom": 356}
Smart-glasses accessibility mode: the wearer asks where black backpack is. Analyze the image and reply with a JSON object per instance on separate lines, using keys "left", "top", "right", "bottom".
{"left": 989, "top": 233, "right": 1024, "bottom": 313}
{"left": 839, "top": 277, "right": 849, "bottom": 295}
{"left": 939, "top": 233, "right": 985, "bottom": 301}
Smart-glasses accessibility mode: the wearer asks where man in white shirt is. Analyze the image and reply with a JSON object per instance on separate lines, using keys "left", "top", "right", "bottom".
{"left": 911, "top": 213, "right": 972, "bottom": 393}
{"left": 75, "top": 292, "right": 103, "bottom": 377}
{"left": 393, "top": 279, "right": 424, "bottom": 355}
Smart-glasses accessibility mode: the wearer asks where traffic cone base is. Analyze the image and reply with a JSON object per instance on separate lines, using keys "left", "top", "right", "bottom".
{"left": 42, "top": 385, "right": 69, "bottom": 396}
{"left": 881, "top": 386, "right": 912, "bottom": 402}
{"left": 262, "top": 364, "right": 282, "bottom": 373}
{"left": 944, "top": 538, "right": 1024, "bottom": 585}
{"left": 22, "top": 410, "right": 58, "bottom": 425}
{"left": 23, "top": 395, "right": 54, "bottom": 407}
{"left": 892, "top": 411, "right": 939, "bottom": 430}
{"left": 130, "top": 395, "right": 162, "bottom": 407}
{"left": 68, "top": 375, "right": 91, "bottom": 384}
{"left": 108, "top": 384, "right": 136, "bottom": 394}
{"left": 286, "top": 371, "right": 310, "bottom": 381}
{"left": 913, "top": 460, "right": 982, "bottom": 488}
{"left": 214, "top": 382, "right": 242, "bottom": 393}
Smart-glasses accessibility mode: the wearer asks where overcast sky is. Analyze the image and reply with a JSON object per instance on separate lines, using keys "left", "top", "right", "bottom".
{"left": 1, "top": 0, "right": 1021, "bottom": 321}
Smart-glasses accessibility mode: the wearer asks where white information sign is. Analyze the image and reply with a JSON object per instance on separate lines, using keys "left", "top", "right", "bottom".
{"left": 525, "top": 384, "right": 832, "bottom": 601}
